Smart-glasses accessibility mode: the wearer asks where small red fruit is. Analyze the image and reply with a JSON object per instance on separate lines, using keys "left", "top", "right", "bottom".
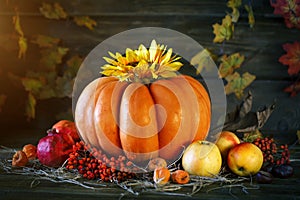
{"left": 153, "top": 167, "right": 170, "bottom": 186}
{"left": 171, "top": 170, "right": 190, "bottom": 184}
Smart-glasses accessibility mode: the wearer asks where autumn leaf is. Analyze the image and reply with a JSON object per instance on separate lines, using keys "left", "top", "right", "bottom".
{"left": 270, "top": 0, "right": 300, "bottom": 29}
{"left": 245, "top": 4, "right": 255, "bottom": 28}
{"left": 21, "top": 77, "right": 44, "bottom": 95}
{"left": 13, "top": 10, "right": 27, "bottom": 59}
{"left": 279, "top": 41, "right": 300, "bottom": 76}
{"left": 40, "top": 46, "right": 69, "bottom": 71}
{"left": 219, "top": 52, "right": 245, "bottom": 78}
{"left": 55, "top": 76, "right": 74, "bottom": 98}
{"left": 284, "top": 80, "right": 300, "bottom": 97}
{"left": 65, "top": 55, "right": 83, "bottom": 78}
{"left": 297, "top": 130, "right": 300, "bottom": 143}
{"left": 225, "top": 72, "right": 256, "bottom": 99}
{"left": 212, "top": 15, "right": 234, "bottom": 43}
{"left": 227, "top": 0, "right": 242, "bottom": 23}
{"left": 31, "top": 35, "right": 60, "bottom": 48}
{"left": 190, "top": 49, "right": 214, "bottom": 74}
{"left": 223, "top": 91, "right": 275, "bottom": 133}
{"left": 25, "top": 93, "right": 36, "bottom": 120}
{"left": 18, "top": 36, "right": 27, "bottom": 59}
{"left": 39, "top": 2, "right": 67, "bottom": 20}
{"left": 12, "top": 10, "right": 23, "bottom": 36}
{"left": 73, "top": 16, "right": 97, "bottom": 30}
{"left": 0, "top": 94, "right": 7, "bottom": 112}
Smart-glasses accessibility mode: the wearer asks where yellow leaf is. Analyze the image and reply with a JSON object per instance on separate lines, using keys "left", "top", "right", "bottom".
{"left": 73, "top": 16, "right": 97, "bottom": 30}
{"left": 227, "top": 0, "right": 242, "bottom": 8}
{"left": 25, "top": 93, "right": 36, "bottom": 120}
{"left": 39, "top": 2, "right": 67, "bottom": 20}
{"left": 231, "top": 7, "right": 240, "bottom": 23}
{"left": 213, "top": 15, "right": 234, "bottom": 43}
{"left": 12, "top": 11, "right": 23, "bottom": 36}
{"left": 245, "top": 5, "right": 255, "bottom": 28}
{"left": 297, "top": 130, "right": 300, "bottom": 144}
{"left": 225, "top": 72, "right": 256, "bottom": 99}
{"left": 190, "top": 49, "right": 213, "bottom": 74}
{"left": 227, "top": 0, "right": 242, "bottom": 22}
{"left": 18, "top": 36, "right": 27, "bottom": 59}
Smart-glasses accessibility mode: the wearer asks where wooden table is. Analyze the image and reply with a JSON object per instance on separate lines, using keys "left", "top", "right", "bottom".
{"left": 0, "top": 130, "right": 299, "bottom": 200}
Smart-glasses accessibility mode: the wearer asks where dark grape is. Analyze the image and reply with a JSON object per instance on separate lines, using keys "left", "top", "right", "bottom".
{"left": 272, "top": 164, "right": 294, "bottom": 179}
{"left": 256, "top": 171, "right": 273, "bottom": 184}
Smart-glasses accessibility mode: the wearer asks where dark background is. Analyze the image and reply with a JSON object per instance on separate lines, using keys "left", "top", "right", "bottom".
{"left": 0, "top": 0, "right": 299, "bottom": 147}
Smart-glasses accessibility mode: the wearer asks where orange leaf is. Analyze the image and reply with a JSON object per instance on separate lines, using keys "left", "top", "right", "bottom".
{"left": 284, "top": 80, "right": 300, "bottom": 97}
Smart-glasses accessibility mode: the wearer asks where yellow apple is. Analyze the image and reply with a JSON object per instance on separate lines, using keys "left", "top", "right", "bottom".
{"left": 182, "top": 140, "right": 222, "bottom": 177}
{"left": 227, "top": 142, "right": 263, "bottom": 176}
{"left": 215, "top": 131, "right": 240, "bottom": 159}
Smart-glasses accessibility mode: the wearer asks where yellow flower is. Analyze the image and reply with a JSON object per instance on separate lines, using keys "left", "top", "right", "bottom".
{"left": 100, "top": 40, "right": 183, "bottom": 83}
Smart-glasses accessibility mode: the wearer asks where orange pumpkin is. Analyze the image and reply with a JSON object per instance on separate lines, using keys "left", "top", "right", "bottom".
{"left": 75, "top": 40, "right": 211, "bottom": 165}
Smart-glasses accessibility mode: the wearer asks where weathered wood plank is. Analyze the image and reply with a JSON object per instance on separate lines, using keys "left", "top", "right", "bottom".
{"left": 0, "top": 0, "right": 273, "bottom": 17}
{"left": 0, "top": 15, "right": 295, "bottom": 78}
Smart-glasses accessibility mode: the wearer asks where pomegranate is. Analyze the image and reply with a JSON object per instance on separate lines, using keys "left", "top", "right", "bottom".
{"left": 52, "top": 120, "right": 80, "bottom": 144}
{"left": 37, "top": 120, "right": 80, "bottom": 168}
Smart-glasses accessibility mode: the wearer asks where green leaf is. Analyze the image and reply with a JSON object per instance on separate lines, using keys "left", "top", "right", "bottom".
{"left": 212, "top": 15, "right": 234, "bottom": 43}
{"left": 39, "top": 2, "right": 68, "bottom": 20}
{"left": 245, "top": 5, "right": 255, "bottom": 28}
{"left": 73, "top": 16, "right": 97, "bottom": 30}
{"left": 40, "top": 46, "right": 69, "bottom": 71}
{"left": 225, "top": 72, "right": 256, "bottom": 99}
{"left": 31, "top": 35, "right": 60, "bottom": 48}
{"left": 21, "top": 77, "right": 44, "bottom": 95}
{"left": 219, "top": 53, "right": 245, "bottom": 78}
{"left": 0, "top": 94, "right": 7, "bottom": 112}
{"left": 25, "top": 93, "right": 36, "bottom": 120}
{"left": 190, "top": 49, "right": 214, "bottom": 74}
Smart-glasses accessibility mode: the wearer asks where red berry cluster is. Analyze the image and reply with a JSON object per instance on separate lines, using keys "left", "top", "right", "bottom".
{"left": 65, "top": 141, "right": 136, "bottom": 182}
{"left": 253, "top": 137, "right": 290, "bottom": 166}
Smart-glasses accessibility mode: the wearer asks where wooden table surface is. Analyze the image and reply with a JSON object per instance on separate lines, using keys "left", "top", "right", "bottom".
{"left": 0, "top": 130, "right": 299, "bottom": 200}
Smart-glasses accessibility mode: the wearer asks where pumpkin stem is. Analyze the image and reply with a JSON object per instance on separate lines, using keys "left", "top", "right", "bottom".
{"left": 100, "top": 40, "right": 183, "bottom": 83}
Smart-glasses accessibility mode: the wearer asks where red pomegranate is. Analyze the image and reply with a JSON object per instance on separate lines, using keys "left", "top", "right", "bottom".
{"left": 37, "top": 120, "right": 80, "bottom": 167}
